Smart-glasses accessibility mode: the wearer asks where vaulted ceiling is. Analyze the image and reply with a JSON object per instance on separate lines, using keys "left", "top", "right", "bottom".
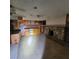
{"left": 10, "top": 0, "right": 69, "bottom": 20}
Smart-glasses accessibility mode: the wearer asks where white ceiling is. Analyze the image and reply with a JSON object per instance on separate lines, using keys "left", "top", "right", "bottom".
{"left": 11, "top": 0, "right": 69, "bottom": 20}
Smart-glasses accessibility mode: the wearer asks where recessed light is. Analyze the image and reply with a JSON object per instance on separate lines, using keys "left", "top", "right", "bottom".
{"left": 34, "top": 6, "right": 38, "bottom": 9}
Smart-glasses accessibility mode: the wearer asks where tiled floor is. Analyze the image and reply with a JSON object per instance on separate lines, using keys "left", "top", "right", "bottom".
{"left": 43, "top": 38, "right": 69, "bottom": 59}
{"left": 10, "top": 34, "right": 69, "bottom": 59}
{"left": 10, "top": 34, "right": 46, "bottom": 59}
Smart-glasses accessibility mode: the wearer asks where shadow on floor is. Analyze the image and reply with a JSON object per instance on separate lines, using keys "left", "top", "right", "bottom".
{"left": 42, "top": 37, "right": 69, "bottom": 59}
{"left": 47, "top": 36, "right": 69, "bottom": 47}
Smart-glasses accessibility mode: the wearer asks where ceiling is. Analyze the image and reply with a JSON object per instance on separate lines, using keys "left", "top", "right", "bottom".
{"left": 10, "top": 0, "right": 69, "bottom": 20}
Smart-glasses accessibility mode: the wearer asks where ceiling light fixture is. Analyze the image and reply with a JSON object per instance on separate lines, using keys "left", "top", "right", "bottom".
{"left": 34, "top": 6, "right": 38, "bottom": 9}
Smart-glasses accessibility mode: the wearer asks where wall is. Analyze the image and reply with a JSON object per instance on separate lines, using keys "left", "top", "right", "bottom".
{"left": 46, "top": 16, "right": 66, "bottom": 25}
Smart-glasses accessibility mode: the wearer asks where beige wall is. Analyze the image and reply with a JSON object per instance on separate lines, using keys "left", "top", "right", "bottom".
{"left": 46, "top": 16, "right": 66, "bottom": 25}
